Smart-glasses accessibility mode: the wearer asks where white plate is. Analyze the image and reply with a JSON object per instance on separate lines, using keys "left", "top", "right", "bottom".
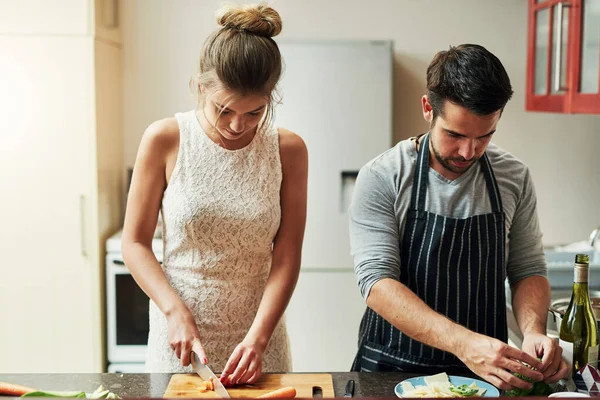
{"left": 395, "top": 375, "right": 500, "bottom": 398}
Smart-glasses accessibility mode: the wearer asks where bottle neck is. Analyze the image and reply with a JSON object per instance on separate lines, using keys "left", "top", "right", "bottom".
{"left": 573, "top": 264, "right": 591, "bottom": 301}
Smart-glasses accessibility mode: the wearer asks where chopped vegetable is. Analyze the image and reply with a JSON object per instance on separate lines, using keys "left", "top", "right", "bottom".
{"left": 449, "top": 384, "right": 479, "bottom": 397}
{"left": 401, "top": 373, "right": 485, "bottom": 398}
{"left": 199, "top": 377, "right": 215, "bottom": 392}
{"left": 0, "top": 382, "right": 37, "bottom": 396}
{"left": 89, "top": 385, "right": 121, "bottom": 399}
{"left": 256, "top": 387, "right": 297, "bottom": 398}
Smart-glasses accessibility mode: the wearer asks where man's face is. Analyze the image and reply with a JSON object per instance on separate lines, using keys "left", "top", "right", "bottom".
{"left": 421, "top": 97, "right": 502, "bottom": 180}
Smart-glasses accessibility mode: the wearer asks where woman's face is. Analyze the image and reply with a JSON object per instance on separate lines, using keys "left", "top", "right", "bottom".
{"left": 202, "top": 88, "right": 269, "bottom": 144}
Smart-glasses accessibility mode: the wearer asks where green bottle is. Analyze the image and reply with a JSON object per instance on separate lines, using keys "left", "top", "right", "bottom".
{"left": 559, "top": 254, "right": 599, "bottom": 376}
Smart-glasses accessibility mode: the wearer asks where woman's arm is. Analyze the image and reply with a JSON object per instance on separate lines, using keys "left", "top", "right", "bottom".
{"left": 220, "top": 128, "right": 308, "bottom": 385}
{"left": 121, "top": 117, "right": 206, "bottom": 367}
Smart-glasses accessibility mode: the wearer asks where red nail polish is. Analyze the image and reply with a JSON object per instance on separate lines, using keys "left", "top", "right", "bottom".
{"left": 202, "top": 357, "right": 208, "bottom": 364}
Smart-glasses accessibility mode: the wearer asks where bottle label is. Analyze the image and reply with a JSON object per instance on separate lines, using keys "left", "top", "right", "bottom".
{"left": 575, "top": 265, "right": 589, "bottom": 283}
{"left": 560, "top": 339, "right": 574, "bottom": 366}
{"left": 588, "top": 344, "right": 599, "bottom": 368}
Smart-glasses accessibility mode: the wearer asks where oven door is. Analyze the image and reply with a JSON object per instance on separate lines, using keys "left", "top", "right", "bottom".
{"left": 106, "top": 254, "right": 151, "bottom": 363}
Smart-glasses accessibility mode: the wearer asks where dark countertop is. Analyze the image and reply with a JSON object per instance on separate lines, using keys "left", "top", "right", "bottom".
{"left": 0, "top": 372, "right": 421, "bottom": 398}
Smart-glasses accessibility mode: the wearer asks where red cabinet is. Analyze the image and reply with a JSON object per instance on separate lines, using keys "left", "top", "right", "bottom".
{"left": 527, "top": 0, "right": 600, "bottom": 114}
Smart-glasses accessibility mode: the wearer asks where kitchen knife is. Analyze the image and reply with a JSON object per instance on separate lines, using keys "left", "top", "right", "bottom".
{"left": 344, "top": 379, "right": 355, "bottom": 397}
{"left": 191, "top": 352, "right": 231, "bottom": 398}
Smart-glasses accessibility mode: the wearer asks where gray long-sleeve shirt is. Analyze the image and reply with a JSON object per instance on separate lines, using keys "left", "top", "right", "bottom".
{"left": 349, "top": 137, "right": 547, "bottom": 300}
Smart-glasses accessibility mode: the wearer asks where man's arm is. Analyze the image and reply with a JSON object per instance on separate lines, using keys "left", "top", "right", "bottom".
{"left": 512, "top": 276, "right": 550, "bottom": 337}
{"left": 368, "top": 278, "right": 543, "bottom": 390}
{"left": 349, "top": 163, "right": 543, "bottom": 390}
{"left": 368, "top": 278, "right": 473, "bottom": 355}
{"left": 507, "top": 168, "right": 570, "bottom": 382}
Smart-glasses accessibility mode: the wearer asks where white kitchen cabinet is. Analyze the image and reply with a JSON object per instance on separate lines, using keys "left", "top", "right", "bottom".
{"left": 0, "top": 0, "right": 91, "bottom": 35}
{"left": 0, "top": 1, "right": 123, "bottom": 373}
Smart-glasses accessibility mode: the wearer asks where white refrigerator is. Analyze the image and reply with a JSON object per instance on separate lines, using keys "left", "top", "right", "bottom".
{"left": 274, "top": 40, "right": 394, "bottom": 372}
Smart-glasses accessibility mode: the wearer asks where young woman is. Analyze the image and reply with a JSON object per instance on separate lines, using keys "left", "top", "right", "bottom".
{"left": 122, "top": 3, "right": 308, "bottom": 386}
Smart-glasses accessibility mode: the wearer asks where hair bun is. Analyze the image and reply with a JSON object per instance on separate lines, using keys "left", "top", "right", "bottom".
{"left": 216, "top": 3, "right": 282, "bottom": 38}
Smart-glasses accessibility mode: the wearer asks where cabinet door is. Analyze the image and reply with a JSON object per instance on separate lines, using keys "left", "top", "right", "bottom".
{"left": 0, "top": 0, "right": 91, "bottom": 35}
{"left": 0, "top": 36, "right": 100, "bottom": 372}
{"left": 569, "top": 0, "right": 600, "bottom": 113}
{"left": 527, "top": 0, "right": 572, "bottom": 112}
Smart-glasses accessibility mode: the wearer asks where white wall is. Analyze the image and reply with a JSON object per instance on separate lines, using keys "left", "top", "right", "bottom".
{"left": 122, "top": 0, "right": 600, "bottom": 246}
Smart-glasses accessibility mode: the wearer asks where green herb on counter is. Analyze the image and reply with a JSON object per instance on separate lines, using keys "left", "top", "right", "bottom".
{"left": 21, "top": 391, "right": 86, "bottom": 398}
{"left": 20, "top": 385, "right": 120, "bottom": 399}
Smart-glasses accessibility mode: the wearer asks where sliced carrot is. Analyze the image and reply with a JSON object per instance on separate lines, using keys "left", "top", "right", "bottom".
{"left": 0, "top": 382, "right": 37, "bottom": 396}
{"left": 198, "top": 378, "right": 215, "bottom": 392}
{"left": 256, "top": 387, "right": 297, "bottom": 399}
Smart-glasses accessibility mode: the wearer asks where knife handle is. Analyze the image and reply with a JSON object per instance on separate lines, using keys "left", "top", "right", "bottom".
{"left": 344, "top": 380, "right": 355, "bottom": 397}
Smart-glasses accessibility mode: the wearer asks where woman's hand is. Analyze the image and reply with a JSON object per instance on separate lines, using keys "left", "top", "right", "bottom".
{"left": 219, "top": 340, "right": 266, "bottom": 386}
{"left": 166, "top": 309, "right": 207, "bottom": 367}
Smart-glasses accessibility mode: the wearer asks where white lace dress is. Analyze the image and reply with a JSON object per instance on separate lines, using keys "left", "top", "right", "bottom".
{"left": 144, "top": 110, "right": 292, "bottom": 373}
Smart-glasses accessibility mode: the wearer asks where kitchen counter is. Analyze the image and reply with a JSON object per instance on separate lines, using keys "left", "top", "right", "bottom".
{"left": 0, "top": 372, "right": 424, "bottom": 398}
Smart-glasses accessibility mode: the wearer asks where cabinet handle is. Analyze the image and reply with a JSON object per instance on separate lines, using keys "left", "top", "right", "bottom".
{"left": 80, "top": 195, "right": 88, "bottom": 258}
{"left": 554, "top": 1, "right": 571, "bottom": 92}
{"left": 101, "top": 0, "right": 118, "bottom": 28}
{"left": 113, "top": 259, "right": 163, "bottom": 266}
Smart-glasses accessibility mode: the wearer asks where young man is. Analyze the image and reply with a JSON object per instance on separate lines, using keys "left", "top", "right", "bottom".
{"left": 349, "top": 44, "right": 569, "bottom": 391}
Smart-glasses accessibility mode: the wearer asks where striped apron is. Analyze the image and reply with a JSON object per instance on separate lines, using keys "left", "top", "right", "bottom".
{"left": 352, "top": 133, "right": 508, "bottom": 373}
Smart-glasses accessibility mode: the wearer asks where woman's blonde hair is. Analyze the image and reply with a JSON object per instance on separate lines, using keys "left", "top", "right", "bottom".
{"left": 192, "top": 3, "right": 283, "bottom": 128}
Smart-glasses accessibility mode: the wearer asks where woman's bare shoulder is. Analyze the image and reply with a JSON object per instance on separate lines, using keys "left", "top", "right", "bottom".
{"left": 143, "top": 117, "right": 179, "bottom": 146}
{"left": 277, "top": 127, "right": 307, "bottom": 158}
{"left": 138, "top": 117, "right": 180, "bottom": 159}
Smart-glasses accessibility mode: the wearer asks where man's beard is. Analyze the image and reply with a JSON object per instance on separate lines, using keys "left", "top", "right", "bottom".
{"left": 430, "top": 135, "right": 478, "bottom": 174}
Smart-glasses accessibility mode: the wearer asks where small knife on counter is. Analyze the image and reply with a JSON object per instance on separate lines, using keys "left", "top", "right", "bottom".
{"left": 191, "top": 351, "right": 231, "bottom": 398}
{"left": 344, "top": 379, "right": 355, "bottom": 397}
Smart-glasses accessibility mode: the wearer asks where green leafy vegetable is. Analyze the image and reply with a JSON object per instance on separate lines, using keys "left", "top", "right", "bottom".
{"left": 506, "top": 358, "right": 552, "bottom": 397}
{"left": 20, "top": 385, "right": 120, "bottom": 399}
{"left": 21, "top": 391, "right": 87, "bottom": 398}
{"left": 532, "top": 381, "right": 553, "bottom": 396}
{"left": 449, "top": 384, "right": 479, "bottom": 396}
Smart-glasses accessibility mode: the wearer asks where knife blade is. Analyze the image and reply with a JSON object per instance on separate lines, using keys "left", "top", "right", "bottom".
{"left": 191, "top": 351, "right": 231, "bottom": 398}
{"left": 344, "top": 379, "right": 355, "bottom": 397}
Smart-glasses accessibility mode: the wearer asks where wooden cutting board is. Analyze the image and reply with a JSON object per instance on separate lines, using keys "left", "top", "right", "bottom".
{"left": 163, "top": 373, "right": 335, "bottom": 398}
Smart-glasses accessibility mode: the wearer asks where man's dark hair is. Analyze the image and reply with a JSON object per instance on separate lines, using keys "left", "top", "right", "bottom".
{"left": 426, "top": 44, "right": 513, "bottom": 121}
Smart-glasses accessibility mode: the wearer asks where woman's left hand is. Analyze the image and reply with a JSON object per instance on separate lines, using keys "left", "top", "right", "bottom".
{"left": 219, "top": 340, "right": 265, "bottom": 386}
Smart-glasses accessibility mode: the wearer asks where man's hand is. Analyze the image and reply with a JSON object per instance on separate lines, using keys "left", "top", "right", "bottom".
{"left": 457, "top": 333, "right": 544, "bottom": 391}
{"left": 522, "top": 332, "right": 571, "bottom": 383}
